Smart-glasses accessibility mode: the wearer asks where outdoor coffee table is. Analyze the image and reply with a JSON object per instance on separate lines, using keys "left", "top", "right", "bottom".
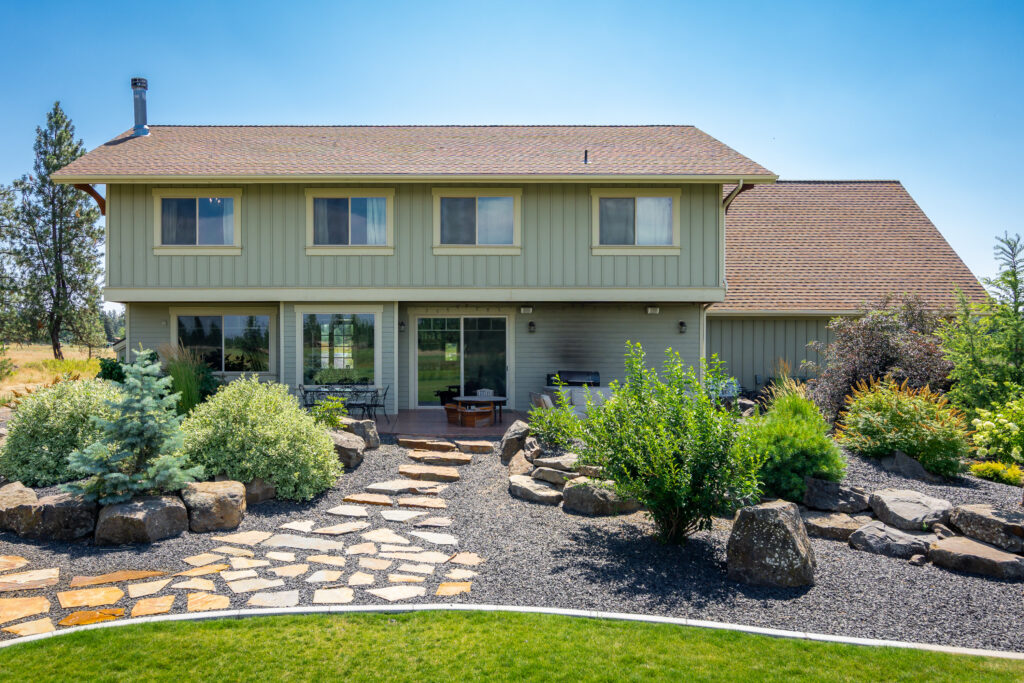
{"left": 453, "top": 396, "right": 508, "bottom": 423}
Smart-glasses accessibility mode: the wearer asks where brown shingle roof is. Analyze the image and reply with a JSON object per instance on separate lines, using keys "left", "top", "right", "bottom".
{"left": 52, "top": 125, "right": 775, "bottom": 181}
{"left": 712, "top": 180, "right": 987, "bottom": 313}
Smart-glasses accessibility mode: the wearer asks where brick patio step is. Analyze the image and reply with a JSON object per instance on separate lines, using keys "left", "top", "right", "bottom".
{"left": 399, "top": 464, "right": 461, "bottom": 483}
{"left": 408, "top": 450, "right": 473, "bottom": 466}
{"left": 397, "top": 437, "right": 457, "bottom": 452}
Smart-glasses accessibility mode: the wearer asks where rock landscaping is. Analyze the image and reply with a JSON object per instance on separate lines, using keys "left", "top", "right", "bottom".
{"left": 726, "top": 500, "right": 816, "bottom": 587}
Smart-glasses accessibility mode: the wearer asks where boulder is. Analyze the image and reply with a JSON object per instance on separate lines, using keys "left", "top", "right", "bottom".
{"left": 94, "top": 496, "right": 188, "bottom": 545}
{"left": 508, "top": 474, "right": 562, "bottom": 505}
{"left": 800, "top": 510, "right": 873, "bottom": 541}
{"left": 878, "top": 450, "right": 945, "bottom": 484}
{"left": 802, "top": 477, "right": 870, "bottom": 513}
{"left": 215, "top": 474, "right": 276, "bottom": 506}
{"left": 848, "top": 520, "right": 936, "bottom": 559}
{"left": 0, "top": 482, "right": 37, "bottom": 531}
{"left": 523, "top": 436, "right": 542, "bottom": 462}
{"left": 181, "top": 481, "right": 247, "bottom": 533}
{"left": 949, "top": 504, "right": 1024, "bottom": 553}
{"left": 736, "top": 397, "right": 757, "bottom": 414}
{"left": 507, "top": 450, "right": 533, "bottom": 477}
{"left": 578, "top": 464, "right": 604, "bottom": 478}
{"left": 869, "top": 489, "right": 952, "bottom": 531}
{"left": 338, "top": 416, "right": 380, "bottom": 449}
{"left": 562, "top": 477, "right": 641, "bottom": 516}
{"left": 6, "top": 493, "right": 97, "bottom": 541}
{"left": 531, "top": 467, "right": 580, "bottom": 486}
{"left": 533, "top": 453, "right": 579, "bottom": 472}
{"left": 330, "top": 429, "right": 366, "bottom": 468}
{"left": 726, "top": 500, "right": 816, "bottom": 587}
{"left": 928, "top": 536, "right": 1024, "bottom": 580}
{"left": 932, "top": 523, "right": 956, "bottom": 539}
{"left": 496, "top": 420, "right": 530, "bottom": 464}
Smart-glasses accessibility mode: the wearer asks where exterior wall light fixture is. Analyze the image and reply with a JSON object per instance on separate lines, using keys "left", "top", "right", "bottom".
{"left": 678, "top": 321, "right": 687, "bottom": 334}
{"left": 528, "top": 321, "right": 536, "bottom": 333}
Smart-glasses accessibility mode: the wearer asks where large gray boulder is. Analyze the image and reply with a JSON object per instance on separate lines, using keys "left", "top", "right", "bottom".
{"left": 330, "top": 429, "right": 366, "bottom": 468}
{"left": 949, "top": 504, "right": 1024, "bottom": 553}
{"left": 533, "top": 453, "right": 579, "bottom": 472}
{"left": 802, "top": 477, "right": 870, "bottom": 513}
{"left": 726, "top": 500, "right": 816, "bottom": 587}
{"left": 928, "top": 536, "right": 1024, "bottom": 580}
{"left": 848, "top": 520, "right": 936, "bottom": 559}
{"left": 869, "top": 489, "right": 952, "bottom": 531}
{"left": 497, "top": 421, "right": 530, "bottom": 464}
{"left": 801, "top": 510, "right": 874, "bottom": 541}
{"left": 181, "top": 481, "right": 247, "bottom": 533}
{"left": 5, "top": 493, "right": 97, "bottom": 541}
{"left": 0, "top": 482, "right": 37, "bottom": 531}
{"left": 562, "top": 477, "right": 641, "bottom": 516}
{"left": 879, "top": 450, "right": 945, "bottom": 484}
{"left": 95, "top": 495, "right": 188, "bottom": 545}
{"left": 508, "top": 474, "right": 562, "bottom": 505}
{"left": 338, "top": 416, "right": 380, "bottom": 449}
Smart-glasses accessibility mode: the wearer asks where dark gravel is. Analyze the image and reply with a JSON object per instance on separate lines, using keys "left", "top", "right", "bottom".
{"left": 3, "top": 440, "right": 1024, "bottom": 652}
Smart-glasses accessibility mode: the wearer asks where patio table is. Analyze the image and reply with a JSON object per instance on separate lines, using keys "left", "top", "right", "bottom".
{"left": 453, "top": 395, "right": 508, "bottom": 423}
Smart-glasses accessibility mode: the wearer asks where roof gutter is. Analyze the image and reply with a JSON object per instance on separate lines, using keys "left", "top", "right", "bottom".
{"left": 52, "top": 173, "right": 780, "bottom": 186}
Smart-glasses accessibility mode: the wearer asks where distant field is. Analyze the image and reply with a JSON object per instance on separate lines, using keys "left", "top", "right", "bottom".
{"left": 1, "top": 343, "right": 112, "bottom": 395}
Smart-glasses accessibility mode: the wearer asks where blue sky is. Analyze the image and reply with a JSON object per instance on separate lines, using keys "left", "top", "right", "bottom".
{"left": 0, "top": 0, "right": 1020, "bottom": 280}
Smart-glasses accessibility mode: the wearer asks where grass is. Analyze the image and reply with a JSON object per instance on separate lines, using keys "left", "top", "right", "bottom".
{"left": 0, "top": 611, "right": 1020, "bottom": 682}
{"left": 0, "top": 343, "right": 112, "bottom": 395}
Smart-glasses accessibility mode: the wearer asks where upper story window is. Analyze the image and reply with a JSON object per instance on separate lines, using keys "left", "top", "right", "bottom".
{"left": 590, "top": 189, "right": 682, "bottom": 255}
{"left": 305, "top": 189, "right": 395, "bottom": 255}
{"left": 153, "top": 188, "right": 242, "bottom": 255}
{"left": 432, "top": 188, "right": 522, "bottom": 255}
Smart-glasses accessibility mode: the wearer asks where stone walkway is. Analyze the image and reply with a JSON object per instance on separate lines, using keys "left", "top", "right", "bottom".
{"left": 0, "top": 437, "right": 492, "bottom": 638}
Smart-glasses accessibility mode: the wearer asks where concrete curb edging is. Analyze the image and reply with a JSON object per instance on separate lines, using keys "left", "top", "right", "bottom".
{"left": 1, "top": 603, "right": 1023, "bottom": 660}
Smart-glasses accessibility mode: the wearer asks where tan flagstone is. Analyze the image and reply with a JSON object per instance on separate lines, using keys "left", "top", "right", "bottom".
{"left": 126, "top": 579, "right": 173, "bottom": 599}
{"left": 397, "top": 496, "right": 446, "bottom": 510}
{"left": 0, "top": 567, "right": 59, "bottom": 592}
{"left": 70, "top": 570, "right": 162, "bottom": 588}
{"left": 409, "top": 450, "right": 474, "bottom": 465}
{"left": 343, "top": 493, "right": 393, "bottom": 506}
{"left": 380, "top": 510, "right": 427, "bottom": 522}
{"left": 187, "top": 592, "right": 230, "bottom": 612}
{"left": 381, "top": 544, "right": 423, "bottom": 553}
{"left": 436, "top": 581, "right": 472, "bottom": 596}
{"left": 415, "top": 517, "right": 453, "bottom": 528}
{"left": 313, "top": 521, "right": 370, "bottom": 536}
{"left": 2, "top": 617, "right": 54, "bottom": 636}
{"left": 307, "top": 555, "right": 346, "bottom": 567}
{"left": 367, "top": 585, "right": 426, "bottom": 602}
{"left": 327, "top": 504, "right": 369, "bottom": 518}
{"left": 388, "top": 573, "right": 425, "bottom": 583}
{"left": 445, "top": 568, "right": 478, "bottom": 580}
{"left": 378, "top": 551, "right": 451, "bottom": 564}
{"left": 397, "top": 437, "right": 455, "bottom": 452}
{"left": 454, "top": 439, "right": 493, "bottom": 454}
{"left": 270, "top": 564, "right": 309, "bottom": 578}
{"left": 265, "top": 551, "right": 296, "bottom": 562}
{"left": 409, "top": 531, "right": 458, "bottom": 546}
{"left": 171, "top": 578, "right": 216, "bottom": 592}
{"left": 366, "top": 480, "right": 447, "bottom": 495}
{"left": 398, "top": 464, "right": 460, "bottom": 482}
{"left": 279, "top": 520, "right": 316, "bottom": 533}
{"left": 227, "top": 578, "right": 285, "bottom": 594}
{"left": 448, "top": 552, "right": 485, "bottom": 566}
{"left": 220, "top": 570, "right": 258, "bottom": 582}
{"left": 57, "top": 587, "right": 124, "bottom": 609}
{"left": 361, "top": 529, "right": 410, "bottom": 545}
{"left": 0, "top": 556, "right": 29, "bottom": 573}
{"left": 261, "top": 534, "right": 345, "bottom": 552}
{"left": 0, "top": 597, "right": 50, "bottom": 625}
{"left": 312, "top": 587, "right": 354, "bottom": 604}
{"left": 58, "top": 608, "right": 124, "bottom": 627}
{"left": 211, "top": 546, "right": 254, "bottom": 558}
{"left": 210, "top": 530, "right": 274, "bottom": 546}
{"left": 230, "top": 557, "right": 270, "bottom": 569}
{"left": 358, "top": 557, "right": 392, "bottom": 571}
{"left": 397, "top": 563, "right": 435, "bottom": 575}
{"left": 348, "top": 571, "right": 375, "bottom": 586}
{"left": 345, "top": 542, "right": 377, "bottom": 556}
{"left": 305, "top": 570, "right": 342, "bottom": 583}
{"left": 131, "top": 595, "right": 175, "bottom": 617}
{"left": 175, "top": 564, "right": 230, "bottom": 577}
{"left": 183, "top": 553, "right": 226, "bottom": 567}
{"left": 247, "top": 590, "right": 300, "bottom": 608}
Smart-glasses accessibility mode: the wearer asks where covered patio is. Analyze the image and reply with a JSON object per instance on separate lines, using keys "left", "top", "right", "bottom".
{"left": 374, "top": 409, "right": 528, "bottom": 438}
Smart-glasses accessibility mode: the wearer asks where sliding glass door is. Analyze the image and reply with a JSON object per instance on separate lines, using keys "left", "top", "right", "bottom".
{"left": 416, "top": 316, "right": 507, "bottom": 406}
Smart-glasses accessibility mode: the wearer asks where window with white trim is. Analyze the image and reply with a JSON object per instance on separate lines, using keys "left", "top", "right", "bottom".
{"left": 176, "top": 314, "right": 271, "bottom": 372}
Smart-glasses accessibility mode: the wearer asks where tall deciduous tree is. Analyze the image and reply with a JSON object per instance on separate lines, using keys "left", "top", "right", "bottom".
{"left": 8, "top": 102, "right": 102, "bottom": 359}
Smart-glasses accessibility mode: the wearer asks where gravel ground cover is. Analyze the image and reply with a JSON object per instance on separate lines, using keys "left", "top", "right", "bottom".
{"left": 3, "top": 438, "right": 1024, "bottom": 652}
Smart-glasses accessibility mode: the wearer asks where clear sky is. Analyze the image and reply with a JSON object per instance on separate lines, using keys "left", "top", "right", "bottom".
{"left": 0, "top": 0, "right": 1020, "bottom": 280}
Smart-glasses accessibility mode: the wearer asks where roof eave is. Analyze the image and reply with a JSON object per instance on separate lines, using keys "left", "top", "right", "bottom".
{"left": 52, "top": 172, "right": 779, "bottom": 185}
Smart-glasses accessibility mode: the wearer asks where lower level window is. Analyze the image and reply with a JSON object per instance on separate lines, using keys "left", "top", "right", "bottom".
{"left": 302, "top": 313, "right": 375, "bottom": 384}
{"left": 177, "top": 314, "right": 270, "bottom": 372}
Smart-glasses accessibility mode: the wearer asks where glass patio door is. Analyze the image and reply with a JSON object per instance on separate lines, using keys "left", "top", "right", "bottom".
{"left": 416, "top": 316, "right": 507, "bottom": 406}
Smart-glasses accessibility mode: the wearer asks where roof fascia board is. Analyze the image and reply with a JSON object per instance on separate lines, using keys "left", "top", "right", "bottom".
{"left": 54, "top": 173, "right": 779, "bottom": 185}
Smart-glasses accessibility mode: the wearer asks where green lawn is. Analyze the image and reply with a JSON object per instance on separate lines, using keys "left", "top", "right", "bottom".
{"left": 0, "top": 611, "right": 1020, "bottom": 682}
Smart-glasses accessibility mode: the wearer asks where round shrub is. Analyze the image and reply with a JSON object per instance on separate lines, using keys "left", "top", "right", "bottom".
{"left": 180, "top": 376, "right": 341, "bottom": 500}
{"left": 0, "top": 378, "right": 122, "bottom": 486}
{"left": 970, "top": 461, "right": 1023, "bottom": 487}
{"left": 971, "top": 396, "right": 1024, "bottom": 464}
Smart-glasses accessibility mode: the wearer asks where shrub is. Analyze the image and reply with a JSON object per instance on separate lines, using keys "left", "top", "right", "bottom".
{"left": 0, "top": 378, "right": 122, "bottom": 486}
{"left": 527, "top": 382, "right": 581, "bottom": 451}
{"left": 310, "top": 395, "right": 348, "bottom": 429}
{"left": 160, "top": 345, "right": 219, "bottom": 414}
{"left": 66, "top": 350, "right": 201, "bottom": 504}
{"left": 970, "top": 461, "right": 1023, "bottom": 487}
{"left": 971, "top": 396, "right": 1024, "bottom": 465}
{"left": 181, "top": 376, "right": 340, "bottom": 501}
{"left": 97, "top": 357, "right": 125, "bottom": 383}
{"left": 577, "top": 343, "right": 761, "bottom": 544}
{"left": 0, "top": 343, "right": 13, "bottom": 382}
{"left": 836, "top": 378, "right": 970, "bottom": 478}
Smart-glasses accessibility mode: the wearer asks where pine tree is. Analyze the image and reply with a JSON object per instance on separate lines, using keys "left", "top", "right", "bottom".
{"left": 66, "top": 349, "right": 203, "bottom": 504}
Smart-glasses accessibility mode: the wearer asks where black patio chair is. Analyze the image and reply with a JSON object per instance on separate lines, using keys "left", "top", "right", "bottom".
{"left": 366, "top": 385, "right": 390, "bottom": 423}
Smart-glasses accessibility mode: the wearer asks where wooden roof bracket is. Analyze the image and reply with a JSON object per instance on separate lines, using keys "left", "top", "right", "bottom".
{"left": 722, "top": 180, "right": 753, "bottom": 212}
{"left": 73, "top": 183, "right": 105, "bottom": 215}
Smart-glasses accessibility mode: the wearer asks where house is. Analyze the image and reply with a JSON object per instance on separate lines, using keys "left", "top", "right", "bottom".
{"left": 52, "top": 80, "right": 984, "bottom": 415}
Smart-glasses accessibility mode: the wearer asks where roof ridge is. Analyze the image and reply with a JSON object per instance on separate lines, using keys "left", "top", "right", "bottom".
{"left": 143, "top": 124, "right": 699, "bottom": 129}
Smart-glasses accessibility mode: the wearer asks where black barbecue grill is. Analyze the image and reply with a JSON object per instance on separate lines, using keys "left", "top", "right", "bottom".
{"left": 545, "top": 370, "right": 600, "bottom": 387}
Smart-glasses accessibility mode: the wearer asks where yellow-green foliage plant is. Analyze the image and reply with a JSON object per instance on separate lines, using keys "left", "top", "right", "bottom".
{"left": 971, "top": 395, "right": 1024, "bottom": 464}
{"left": 969, "top": 461, "right": 1023, "bottom": 486}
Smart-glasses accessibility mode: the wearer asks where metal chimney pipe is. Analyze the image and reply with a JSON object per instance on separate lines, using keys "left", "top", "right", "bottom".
{"left": 131, "top": 77, "right": 149, "bottom": 137}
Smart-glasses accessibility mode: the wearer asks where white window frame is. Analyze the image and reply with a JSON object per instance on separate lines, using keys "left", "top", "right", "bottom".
{"left": 295, "top": 305, "right": 384, "bottom": 387}
{"left": 168, "top": 306, "right": 277, "bottom": 377}
{"left": 304, "top": 188, "right": 396, "bottom": 256}
{"left": 590, "top": 188, "right": 682, "bottom": 256}
{"left": 431, "top": 188, "right": 522, "bottom": 255}
{"left": 153, "top": 188, "right": 243, "bottom": 256}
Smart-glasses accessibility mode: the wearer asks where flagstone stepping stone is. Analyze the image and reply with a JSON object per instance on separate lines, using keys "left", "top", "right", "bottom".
{"left": 397, "top": 437, "right": 456, "bottom": 452}
{"left": 172, "top": 578, "right": 216, "bottom": 592}
{"left": 270, "top": 564, "right": 309, "bottom": 578}
{"left": 187, "top": 592, "right": 230, "bottom": 612}
{"left": 175, "top": 564, "right": 230, "bottom": 577}
{"left": 70, "top": 569, "right": 162, "bottom": 588}
{"left": 127, "top": 579, "right": 173, "bottom": 598}
{"left": 313, "top": 587, "right": 354, "bottom": 604}
{"left": 381, "top": 544, "right": 423, "bottom": 553}
{"left": 221, "top": 569, "right": 258, "bottom": 582}
{"left": 380, "top": 510, "right": 427, "bottom": 522}
{"left": 183, "top": 553, "right": 226, "bottom": 567}
{"left": 211, "top": 530, "right": 274, "bottom": 546}
{"left": 327, "top": 504, "right": 369, "bottom": 518}
{"left": 313, "top": 521, "right": 370, "bottom": 536}
{"left": 445, "top": 569, "right": 478, "bottom": 580}
{"left": 348, "top": 572, "right": 375, "bottom": 586}
{"left": 131, "top": 595, "right": 175, "bottom": 617}
{"left": 409, "top": 451, "right": 473, "bottom": 466}
{"left": 227, "top": 578, "right": 285, "bottom": 594}
{"left": 346, "top": 542, "right": 377, "bottom": 555}
{"left": 3, "top": 617, "right": 54, "bottom": 636}
{"left": 454, "top": 439, "right": 493, "bottom": 454}
{"left": 262, "top": 534, "right": 345, "bottom": 552}
{"left": 448, "top": 552, "right": 485, "bottom": 566}
{"left": 265, "top": 551, "right": 296, "bottom": 562}
{"left": 57, "top": 587, "right": 124, "bottom": 609}
{"left": 436, "top": 581, "right": 471, "bottom": 596}
{"left": 379, "top": 551, "right": 452, "bottom": 564}
{"left": 280, "top": 520, "right": 316, "bottom": 533}
{"left": 415, "top": 517, "right": 453, "bottom": 528}
{"left": 409, "top": 531, "right": 458, "bottom": 546}
{"left": 388, "top": 573, "right": 425, "bottom": 583}
{"left": 306, "top": 570, "right": 342, "bottom": 583}
{"left": 247, "top": 590, "right": 300, "bottom": 608}
{"left": 307, "top": 555, "right": 347, "bottom": 567}
{"left": 358, "top": 557, "right": 392, "bottom": 571}
{"left": 0, "top": 567, "right": 59, "bottom": 592}
{"left": 362, "top": 528, "right": 411, "bottom": 545}
{"left": 399, "top": 464, "right": 461, "bottom": 483}
{"left": 0, "top": 597, "right": 49, "bottom": 625}
{"left": 397, "top": 563, "right": 435, "bottom": 575}
{"left": 366, "top": 480, "right": 448, "bottom": 495}
{"left": 0, "top": 556, "right": 29, "bottom": 573}
{"left": 59, "top": 608, "right": 124, "bottom": 627}
{"left": 398, "top": 496, "right": 447, "bottom": 510}
{"left": 211, "top": 546, "right": 254, "bottom": 558}
{"left": 367, "top": 585, "right": 426, "bottom": 602}
{"left": 343, "top": 493, "right": 393, "bottom": 506}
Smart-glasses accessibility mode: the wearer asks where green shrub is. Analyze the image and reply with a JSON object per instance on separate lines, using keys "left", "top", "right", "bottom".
{"left": 310, "top": 395, "right": 348, "bottom": 429}
{"left": 971, "top": 396, "right": 1024, "bottom": 464}
{"left": 527, "top": 383, "right": 581, "bottom": 451}
{"left": 0, "top": 343, "right": 13, "bottom": 382}
{"left": 161, "top": 345, "right": 219, "bottom": 414}
{"left": 734, "top": 391, "right": 845, "bottom": 502}
{"left": 181, "top": 376, "right": 341, "bottom": 501}
{"left": 97, "top": 357, "right": 125, "bottom": 382}
{"left": 836, "top": 378, "right": 970, "bottom": 478}
{"left": 969, "top": 461, "right": 1023, "bottom": 486}
{"left": 577, "top": 343, "right": 761, "bottom": 544}
{"left": 0, "top": 378, "right": 122, "bottom": 486}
